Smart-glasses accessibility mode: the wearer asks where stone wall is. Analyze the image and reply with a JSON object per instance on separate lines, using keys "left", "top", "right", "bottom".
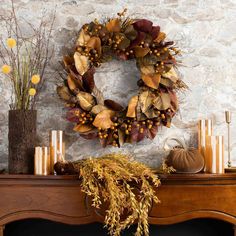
{"left": 0, "top": 0, "right": 235, "bottom": 169}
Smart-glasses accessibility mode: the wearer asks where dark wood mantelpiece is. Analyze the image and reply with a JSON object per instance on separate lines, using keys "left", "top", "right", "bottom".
{"left": 0, "top": 173, "right": 236, "bottom": 236}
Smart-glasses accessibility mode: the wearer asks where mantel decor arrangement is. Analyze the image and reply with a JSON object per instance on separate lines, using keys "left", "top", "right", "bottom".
{"left": 0, "top": 1, "right": 55, "bottom": 174}
{"left": 57, "top": 9, "right": 187, "bottom": 147}
{"left": 55, "top": 153, "right": 161, "bottom": 236}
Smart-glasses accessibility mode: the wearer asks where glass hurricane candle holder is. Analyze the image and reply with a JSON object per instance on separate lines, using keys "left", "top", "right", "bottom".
{"left": 205, "top": 135, "right": 224, "bottom": 174}
{"left": 34, "top": 146, "right": 50, "bottom": 175}
{"left": 49, "top": 130, "right": 65, "bottom": 174}
{"left": 198, "top": 119, "right": 213, "bottom": 172}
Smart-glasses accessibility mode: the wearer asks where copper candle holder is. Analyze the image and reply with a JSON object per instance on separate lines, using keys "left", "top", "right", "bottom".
{"left": 49, "top": 130, "right": 65, "bottom": 174}
{"left": 205, "top": 135, "right": 224, "bottom": 174}
{"left": 34, "top": 146, "right": 50, "bottom": 175}
{"left": 198, "top": 119, "right": 213, "bottom": 172}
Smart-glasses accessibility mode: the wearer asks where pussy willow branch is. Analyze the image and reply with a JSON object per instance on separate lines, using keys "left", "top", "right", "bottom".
{"left": 31, "top": 10, "right": 56, "bottom": 109}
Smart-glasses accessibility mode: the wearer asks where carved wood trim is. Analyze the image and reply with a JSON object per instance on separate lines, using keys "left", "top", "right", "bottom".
{"left": 149, "top": 210, "right": 236, "bottom": 225}
{"left": 0, "top": 225, "right": 4, "bottom": 236}
{"left": 0, "top": 210, "right": 100, "bottom": 226}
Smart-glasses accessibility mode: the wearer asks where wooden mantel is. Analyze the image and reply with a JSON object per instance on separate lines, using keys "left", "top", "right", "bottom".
{"left": 0, "top": 173, "right": 236, "bottom": 235}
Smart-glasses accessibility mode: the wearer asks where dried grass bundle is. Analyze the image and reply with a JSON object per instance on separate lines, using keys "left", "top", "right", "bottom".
{"left": 55, "top": 153, "right": 160, "bottom": 236}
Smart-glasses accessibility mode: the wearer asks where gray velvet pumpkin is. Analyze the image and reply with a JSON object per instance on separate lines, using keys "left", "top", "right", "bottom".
{"left": 165, "top": 138, "right": 205, "bottom": 173}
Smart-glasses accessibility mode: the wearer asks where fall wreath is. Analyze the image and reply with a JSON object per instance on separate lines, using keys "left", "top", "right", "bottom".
{"left": 57, "top": 10, "right": 187, "bottom": 147}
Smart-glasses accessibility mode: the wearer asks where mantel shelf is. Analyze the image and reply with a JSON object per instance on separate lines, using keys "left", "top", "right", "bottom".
{"left": 0, "top": 173, "right": 236, "bottom": 236}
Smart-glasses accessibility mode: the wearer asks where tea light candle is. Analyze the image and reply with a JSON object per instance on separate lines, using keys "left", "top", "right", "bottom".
{"left": 34, "top": 146, "right": 50, "bottom": 175}
{"left": 198, "top": 119, "right": 213, "bottom": 171}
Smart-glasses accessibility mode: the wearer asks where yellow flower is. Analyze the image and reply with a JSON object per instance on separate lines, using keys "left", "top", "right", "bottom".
{"left": 31, "top": 74, "right": 40, "bottom": 84}
{"left": 7, "top": 38, "right": 16, "bottom": 48}
{"left": 1, "top": 64, "right": 11, "bottom": 74}
{"left": 29, "top": 88, "right": 36, "bottom": 96}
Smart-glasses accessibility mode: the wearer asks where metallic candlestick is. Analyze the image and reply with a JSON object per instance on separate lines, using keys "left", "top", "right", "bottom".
{"left": 225, "top": 111, "right": 231, "bottom": 168}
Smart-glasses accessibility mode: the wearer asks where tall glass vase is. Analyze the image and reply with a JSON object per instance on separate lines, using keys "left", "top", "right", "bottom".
{"left": 8, "top": 110, "right": 37, "bottom": 174}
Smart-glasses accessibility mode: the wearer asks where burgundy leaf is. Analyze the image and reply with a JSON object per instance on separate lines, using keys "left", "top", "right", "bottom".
{"left": 129, "top": 32, "right": 146, "bottom": 48}
{"left": 117, "top": 52, "right": 128, "bottom": 60}
{"left": 146, "top": 124, "right": 158, "bottom": 140}
{"left": 104, "top": 99, "right": 124, "bottom": 111}
{"left": 168, "top": 89, "right": 178, "bottom": 112}
{"left": 100, "top": 138, "right": 108, "bottom": 148}
{"left": 150, "top": 26, "right": 160, "bottom": 39}
{"left": 133, "top": 19, "right": 153, "bottom": 33}
{"left": 80, "top": 132, "right": 98, "bottom": 140}
{"left": 66, "top": 108, "right": 82, "bottom": 123}
{"left": 130, "top": 122, "right": 147, "bottom": 143}
{"left": 82, "top": 67, "right": 96, "bottom": 93}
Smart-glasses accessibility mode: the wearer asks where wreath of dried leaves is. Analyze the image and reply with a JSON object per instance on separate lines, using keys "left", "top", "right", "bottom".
{"left": 57, "top": 10, "right": 187, "bottom": 147}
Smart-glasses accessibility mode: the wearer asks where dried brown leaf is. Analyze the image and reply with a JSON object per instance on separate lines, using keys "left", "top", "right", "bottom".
{"left": 162, "top": 67, "right": 179, "bottom": 83}
{"left": 153, "top": 93, "right": 171, "bottom": 110}
{"left": 63, "top": 55, "right": 74, "bottom": 69}
{"left": 77, "top": 91, "right": 95, "bottom": 111}
{"left": 87, "top": 37, "right": 102, "bottom": 55}
{"left": 77, "top": 29, "right": 90, "bottom": 46}
{"left": 104, "top": 99, "right": 124, "bottom": 112}
{"left": 106, "top": 18, "right": 121, "bottom": 32}
{"left": 134, "top": 47, "right": 150, "bottom": 57}
{"left": 140, "top": 65, "right": 155, "bottom": 75}
{"left": 67, "top": 74, "right": 80, "bottom": 93}
{"left": 93, "top": 109, "right": 115, "bottom": 129}
{"left": 83, "top": 67, "right": 95, "bottom": 93}
{"left": 57, "top": 86, "right": 72, "bottom": 102}
{"left": 141, "top": 73, "right": 161, "bottom": 89}
{"left": 126, "top": 95, "right": 138, "bottom": 118}
{"left": 73, "top": 124, "right": 94, "bottom": 133}
{"left": 91, "top": 104, "right": 107, "bottom": 114}
{"left": 74, "top": 52, "right": 89, "bottom": 76}
{"left": 154, "top": 32, "right": 166, "bottom": 43}
{"left": 139, "top": 90, "right": 153, "bottom": 113}
{"left": 124, "top": 25, "right": 137, "bottom": 40}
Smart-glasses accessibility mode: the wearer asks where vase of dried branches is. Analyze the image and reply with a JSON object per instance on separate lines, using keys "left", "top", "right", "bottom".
{"left": 8, "top": 110, "right": 37, "bottom": 174}
{"left": 0, "top": 1, "right": 55, "bottom": 173}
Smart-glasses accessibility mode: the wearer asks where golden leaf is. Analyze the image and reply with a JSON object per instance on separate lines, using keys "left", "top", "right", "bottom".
{"left": 91, "top": 104, "right": 107, "bottom": 114}
{"left": 139, "top": 90, "right": 153, "bottom": 113}
{"left": 57, "top": 86, "right": 72, "bottom": 102}
{"left": 67, "top": 74, "right": 80, "bottom": 93}
{"left": 93, "top": 109, "right": 115, "bottom": 129}
{"left": 154, "top": 32, "right": 166, "bottom": 43}
{"left": 77, "top": 91, "right": 95, "bottom": 111}
{"left": 134, "top": 47, "right": 150, "bottom": 57}
{"left": 141, "top": 73, "right": 161, "bottom": 89}
{"left": 77, "top": 29, "right": 90, "bottom": 46}
{"left": 106, "top": 19, "right": 121, "bottom": 32}
{"left": 162, "top": 67, "right": 178, "bottom": 83}
{"left": 160, "top": 78, "right": 174, "bottom": 87}
{"left": 153, "top": 93, "right": 171, "bottom": 110}
{"left": 126, "top": 95, "right": 138, "bottom": 118}
{"left": 74, "top": 52, "right": 89, "bottom": 76}
{"left": 118, "top": 129, "right": 125, "bottom": 146}
{"left": 143, "top": 109, "right": 159, "bottom": 118}
{"left": 73, "top": 124, "right": 94, "bottom": 133}
{"left": 140, "top": 65, "right": 155, "bottom": 75}
{"left": 87, "top": 37, "right": 102, "bottom": 55}
{"left": 92, "top": 85, "right": 104, "bottom": 105}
